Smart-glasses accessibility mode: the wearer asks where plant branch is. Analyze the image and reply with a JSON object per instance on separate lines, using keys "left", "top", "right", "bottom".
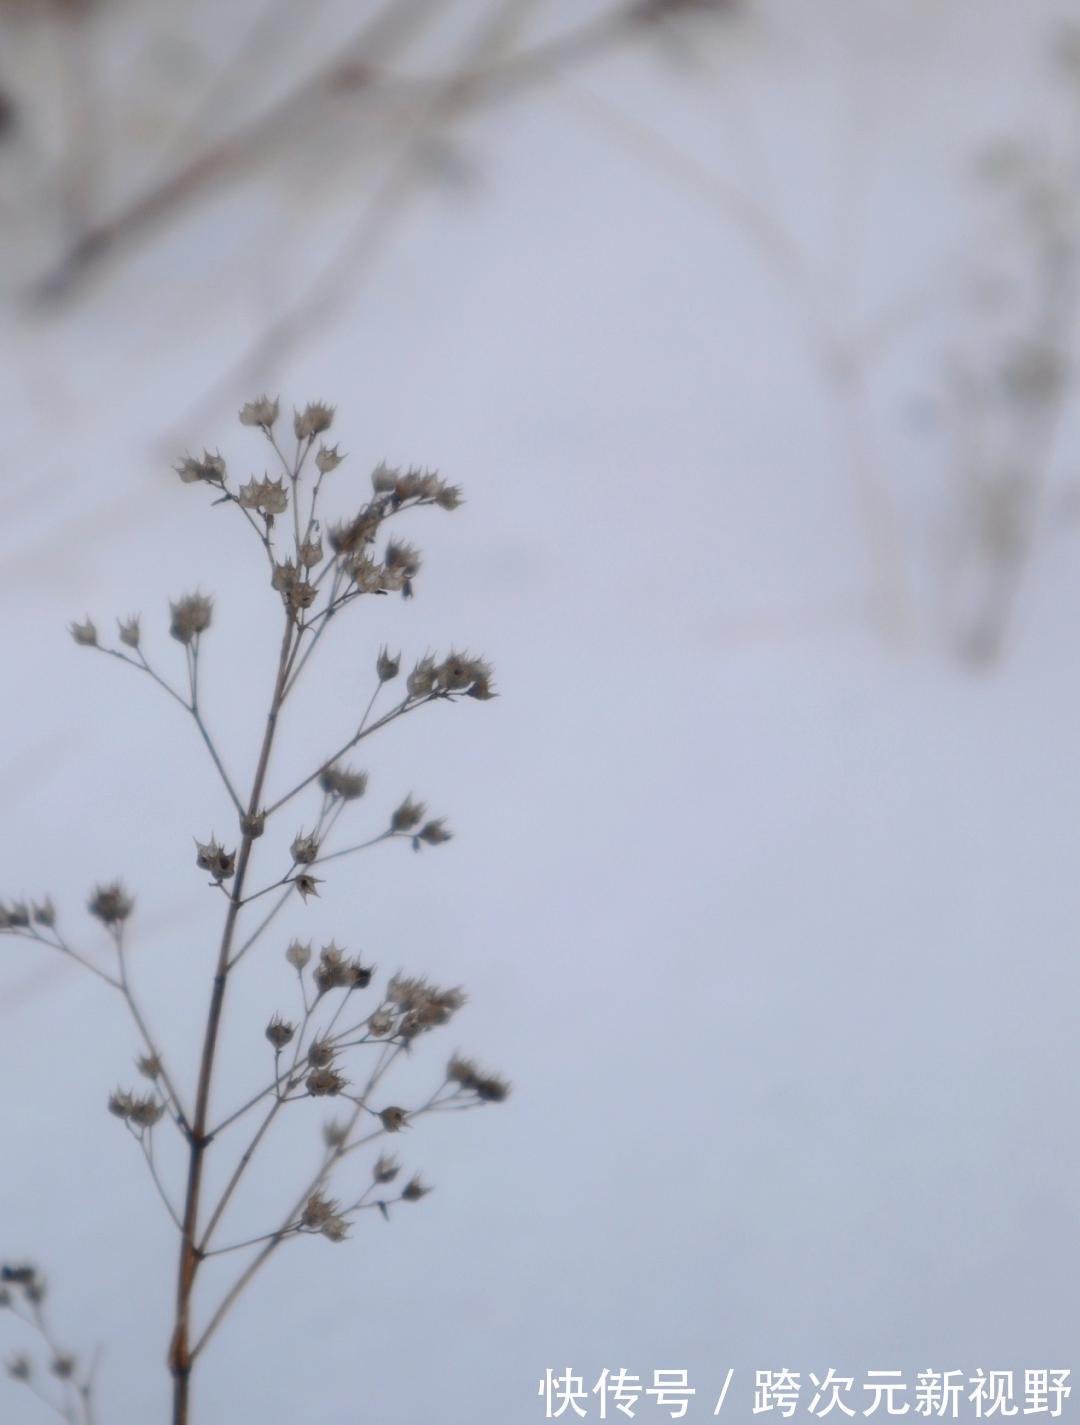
{"left": 113, "top": 929, "right": 191, "bottom": 1134}
{"left": 31, "top": 1, "right": 657, "bottom": 306}
{"left": 129, "top": 1123, "right": 184, "bottom": 1232}
{"left": 97, "top": 643, "right": 244, "bottom": 816}
{"left": 191, "top": 1042, "right": 405, "bottom": 1360}
{"left": 264, "top": 693, "right": 436, "bottom": 816}
{"left": 169, "top": 610, "right": 296, "bottom": 1424}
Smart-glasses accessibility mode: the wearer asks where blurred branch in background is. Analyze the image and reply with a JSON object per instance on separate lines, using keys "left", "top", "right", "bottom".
{"left": 931, "top": 36, "right": 1080, "bottom": 664}
{"left": 562, "top": 81, "right": 914, "bottom": 644}
{"left": 2, "top": 0, "right": 1079, "bottom": 666}
{"left": 0, "top": 0, "right": 740, "bottom": 439}
{"left": 168, "top": 0, "right": 700, "bottom": 439}
{"left": 0, "top": 0, "right": 729, "bottom": 304}
{"left": 565, "top": 13, "right": 1080, "bottom": 662}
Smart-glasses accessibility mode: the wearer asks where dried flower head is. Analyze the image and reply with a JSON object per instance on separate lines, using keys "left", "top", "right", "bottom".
{"left": 314, "top": 942, "right": 351, "bottom": 994}
{"left": 301, "top": 1192, "right": 338, "bottom": 1229}
{"left": 195, "top": 837, "right": 236, "bottom": 882}
{"left": 7, "top": 1353, "right": 31, "bottom": 1381}
{"left": 306, "top": 1067, "right": 347, "bottom": 1097}
{"left": 315, "top": 444, "right": 344, "bottom": 474}
{"left": 137, "top": 1053, "right": 162, "bottom": 1081}
{"left": 438, "top": 650, "right": 474, "bottom": 692}
{"left": 117, "top": 615, "right": 141, "bottom": 648}
{"left": 391, "top": 796, "right": 426, "bottom": 833}
{"left": 373, "top": 1153, "right": 400, "bottom": 1183}
{"left": 385, "top": 466, "right": 429, "bottom": 502}
{"left": 376, "top": 646, "right": 401, "bottom": 682}
{"left": 347, "top": 958, "right": 373, "bottom": 989}
{"left": 170, "top": 593, "right": 213, "bottom": 645}
{"left": 295, "top": 874, "right": 322, "bottom": 901}
{"left": 134, "top": 1096, "right": 165, "bottom": 1128}
{"left": 288, "top": 580, "right": 317, "bottom": 613}
{"left": 294, "top": 402, "right": 335, "bottom": 441}
{"left": 478, "top": 1077, "right": 511, "bottom": 1103}
{"left": 290, "top": 831, "right": 320, "bottom": 865}
{"left": 285, "top": 939, "right": 312, "bottom": 971}
{"left": 442, "top": 652, "right": 495, "bottom": 699}
{"left": 466, "top": 660, "right": 497, "bottom": 700}
{"left": 319, "top": 1215, "right": 350, "bottom": 1242}
{"left": 355, "top": 552, "right": 411, "bottom": 596}
{"left": 237, "top": 476, "right": 288, "bottom": 517}
{"left": 384, "top": 540, "right": 422, "bottom": 580}
{"left": 88, "top": 882, "right": 133, "bottom": 926}
{"left": 319, "top": 765, "right": 368, "bottom": 801}
{"left": 401, "top": 1174, "right": 431, "bottom": 1202}
{"left": 378, "top": 1105, "right": 408, "bottom": 1133}
{"left": 1, "top": 1265, "right": 38, "bottom": 1287}
{"left": 271, "top": 558, "right": 299, "bottom": 598}
{"left": 266, "top": 1015, "right": 296, "bottom": 1051}
{"left": 32, "top": 898, "right": 55, "bottom": 928}
{"left": 0, "top": 902, "right": 30, "bottom": 930}
{"left": 406, "top": 656, "right": 437, "bottom": 698}
{"left": 174, "top": 451, "right": 226, "bottom": 485}
{"left": 447, "top": 1054, "right": 479, "bottom": 1088}
{"left": 368, "top": 1008, "right": 395, "bottom": 1037}
{"left": 435, "top": 483, "right": 464, "bottom": 511}
{"left": 238, "top": 395, "right": 280, "bottom": 429}
{"left": 388, "top": 975, "right": 466, "bottom": 1038}
{"left": 416, "top": 818, "right": 452, "bottom": 847}
{"left": 328, "top": 508, "right": 382, "bottom": 557}
{"left": 447, "top": 1055, "right": 512, "bottom": 1102}
{"left": 371, "top": 462, "right": 397, "bottom": 493}
{"left": 108, "top": 1089, "right": 164, "bottom": 1128}
{"left": 307, "top": 1037, "right": 335, "bottom": 1069}
{"left": 70, "top": 618, "right": 97, "bottom": 647}
{"left": 299, "top": 536, "right": 323, "bottom": 569}
{"left": 322, "top": 1118, "right": 348, "bottom": 1149}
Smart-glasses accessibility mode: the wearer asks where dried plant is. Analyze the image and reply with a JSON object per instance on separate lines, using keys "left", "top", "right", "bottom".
{"left": 928, "top": 22, "right": 1080, "bottom": 664}
{"left": 562, "top": 13, "right": 1080, "bottom": 666}
{"left": 1, "top": 1266, "right": 98, "bottom": 1425}
{"left": 1, "top": 399, "right": 507, "bottom": 1425}
{"left": 0, "top": 0, "right": 729, "bottom": 434}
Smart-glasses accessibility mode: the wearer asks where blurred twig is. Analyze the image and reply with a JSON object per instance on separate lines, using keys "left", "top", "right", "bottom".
{"left": 165, "top": 0, "right": 701, "bottom": 442}
{"left": 29, "top": 0, "right": 445, "bottom": 303}
{"left": 51, "top": 0, "right": 99, "bottom": 243}
{"left": 563, "top": 82, "right": 915, "bottom": 641}
{"left": 30, "top": 0, "right": 680, "bottom": 306}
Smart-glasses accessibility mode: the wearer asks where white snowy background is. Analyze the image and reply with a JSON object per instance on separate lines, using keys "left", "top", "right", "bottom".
{"left": 1, "top": 2, "right": 1079, "bottom": 1423}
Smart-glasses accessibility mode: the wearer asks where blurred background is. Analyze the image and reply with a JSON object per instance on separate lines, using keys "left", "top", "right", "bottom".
{"left": 2, "top": 0, "right": 1080, "bottom": 1421}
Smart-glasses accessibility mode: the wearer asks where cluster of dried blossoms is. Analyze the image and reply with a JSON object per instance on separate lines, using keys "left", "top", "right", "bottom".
{"left": 932, "top": 24, "right": 1080, "bottom": 664}
{"left": 2, "top": 399, "right": 507, "bottom": 1425}
{"left": 1, "top": 1265, "right": 95, "bottom": 1423}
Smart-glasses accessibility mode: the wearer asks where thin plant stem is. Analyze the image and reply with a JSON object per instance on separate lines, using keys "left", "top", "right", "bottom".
{"left": 264, "top": 694, "right": 435, "bottom": 816}
{"left": 130, "top": 1125, "right": 184, "bottom": 1232}
{"left": 8, "top": 926, "right": 120, "bottom": 989}
{"left": 192, "top": 1043, "right": 405, "bottom": 1360}
{"left": 197, "top": 1097, "right": 285, "bottom": 1254}
{"left": 113, "top": 928, "right": 191, "bottom": 1133}
{"left": 169, "top": 610, "right": 295, "bottom": 1425}
{"left": 97, "top": 644, "right": 244, "bottom": 816}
